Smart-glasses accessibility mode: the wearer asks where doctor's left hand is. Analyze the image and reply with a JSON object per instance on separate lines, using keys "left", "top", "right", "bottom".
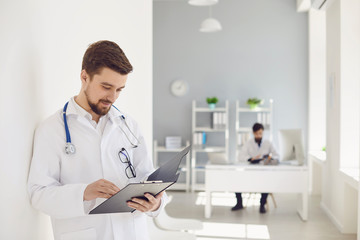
{"left": 127, "top": 191, "right": 164, "bottom": 212}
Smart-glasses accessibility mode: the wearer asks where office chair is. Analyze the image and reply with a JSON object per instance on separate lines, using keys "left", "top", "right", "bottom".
{"left": 147, "top": 217, "right": 196, "bottom": 240}
{"left": 154, "top": 207, "right": 203, "bottom": 232}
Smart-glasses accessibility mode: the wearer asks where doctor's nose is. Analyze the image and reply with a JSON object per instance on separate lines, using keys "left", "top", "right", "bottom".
{"left": 107, "top": 91, "right": 118, "bottom": 103}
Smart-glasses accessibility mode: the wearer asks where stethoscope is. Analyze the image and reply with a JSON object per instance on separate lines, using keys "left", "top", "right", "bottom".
{"left": 63, "top": 101, "right": 141, "bottom": 155}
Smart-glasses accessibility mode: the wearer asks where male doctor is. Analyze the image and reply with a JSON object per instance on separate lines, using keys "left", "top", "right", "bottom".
{"left": 28, "top": 40, "right": 167, "bottom": 240}
{"left": 232, "top": 123, "right": 279, "bottom": 214}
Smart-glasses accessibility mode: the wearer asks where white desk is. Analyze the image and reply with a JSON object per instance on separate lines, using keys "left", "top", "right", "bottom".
{"left": 205, "top": 163, "right": 309, "bottom": 221}
{"left": 308, "top": 151, "right": 326, "bottom": 195}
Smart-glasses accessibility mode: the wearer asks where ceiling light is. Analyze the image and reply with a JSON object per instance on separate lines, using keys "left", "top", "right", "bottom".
{"left": 199, "top": 6, "right": 222, "bottom": 33}
{"left": 188, "top": 0, "right": 218, "bottom": 6}
{"left": 200, "top": 18, "right": 222, "bottom": 32}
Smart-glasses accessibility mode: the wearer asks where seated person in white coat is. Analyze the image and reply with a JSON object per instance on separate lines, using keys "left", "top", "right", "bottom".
{"left": 27, "top": 40, "right": 167, "bottom": 240}
{"left": 232, "top": 123, "right": 279, "bottom": 214}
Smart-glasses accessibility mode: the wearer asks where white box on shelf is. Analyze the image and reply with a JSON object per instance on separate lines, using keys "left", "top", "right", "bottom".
{"left": 193, "top": 133, "right": 203, "bottom": 146}
{"left": 262, "top": 113, "right": 267, "bottom": 125}
{"left": 165, "top": 136, "right": 182, "bottom": 149}
{"left": 193, "top": 133, "right": 198, "bottom": 145}
{"left": 222, "top": 113, "right": 227, "bottom": 129}
{"left": 197, "top": 133, "right": 202, "bottom": 145}
{"left": 212, "top": 112, "right": 220, "bottom": 129}
{"left": 267, "top": 113, "right": 271, "bottom": 126}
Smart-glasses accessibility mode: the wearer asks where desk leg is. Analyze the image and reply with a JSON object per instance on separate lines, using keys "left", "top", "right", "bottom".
{"left": 303, "top": 190, "right": 308, "bottom": 220}
{"left": 205, "top": 190, "right": 211, "bottom": 218}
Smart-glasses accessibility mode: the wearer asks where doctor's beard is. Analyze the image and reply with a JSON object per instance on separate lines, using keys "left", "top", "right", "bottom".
{"left": 255, "top": 137, "right": 262, "bottom": 144}
{"left": 85, "top": 92, "right": 112, "bottom": 116}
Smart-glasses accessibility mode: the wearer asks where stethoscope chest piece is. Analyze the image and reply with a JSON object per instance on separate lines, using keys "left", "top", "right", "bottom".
{"left": 65, "top": 142, "right": 76, "bottom": 155}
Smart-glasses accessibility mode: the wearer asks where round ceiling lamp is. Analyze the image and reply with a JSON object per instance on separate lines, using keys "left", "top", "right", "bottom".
{"left": 188, "top": 0, "right": 218, "bottom": 6}
{"left": 199, "top": 6, "right": 222, "bottom": 33}
{"left": 199, "top": 18, "right": 222, "bottom": 32}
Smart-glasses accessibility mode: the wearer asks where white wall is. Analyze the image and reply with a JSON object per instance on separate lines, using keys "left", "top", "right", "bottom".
{"left": 322, "top": 0, "right": 342, "bottom": 230}
{"left": 339, "top": 0, "right": 360, "bottom": 169}
{"left": 321, "top": 0, "right": 360, "bottom": 234}
{"left": 153, "top": 0, "right": 309, "bottom": 164}
{"left": 0, "top": 1, "right": 152, "bottom": 239}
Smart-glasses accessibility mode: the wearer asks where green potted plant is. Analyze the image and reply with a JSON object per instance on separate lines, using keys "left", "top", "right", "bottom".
{"left": 246, "top": 98, "right": 263, "bottom": 110}
{"left": 206, "top": 97, "right": 218, "bottom": 110}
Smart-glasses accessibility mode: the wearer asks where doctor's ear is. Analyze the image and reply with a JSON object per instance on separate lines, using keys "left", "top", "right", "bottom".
{"left": 80, "top": 70, "right": 90, "bottom": 83}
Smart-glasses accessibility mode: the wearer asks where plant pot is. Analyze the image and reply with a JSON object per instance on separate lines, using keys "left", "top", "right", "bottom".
{"left": 208, "top": 103, "right": 216, "bottom": 110}
{"left": 248, "top": 103, "right": 258, "bottom": 110}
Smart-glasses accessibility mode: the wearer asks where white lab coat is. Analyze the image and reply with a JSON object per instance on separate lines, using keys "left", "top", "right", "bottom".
{"left": 238, "top": 138, "right": 279, "bottom": 162}
{"left": 28, "top": 98, "right": 167, "bottom": 240}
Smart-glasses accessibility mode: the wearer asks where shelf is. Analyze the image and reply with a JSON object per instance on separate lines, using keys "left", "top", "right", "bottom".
{"left": 155, "top": 165, "right": 188, "bottom": 170}
{"left": 156, "top": 166, "right": 188, "bottom": 172}
{"left": 194, "top": 127, "right": 227, "bottom": 132}
{"left": 340, "top": 168, "right": 359, "bottom": 190}
{"left": 194, "top": 107, "right": 227, "bottom": 112}
{"left": 192, "top": 100, "right": 229, "bottom": 192}
{"left": 237, "top": 107, "right": 271, "bottom": 112}
{"left": 153, "top": 140, "right": 190, "bottom": 192}
{"left": 192, "top": 146, "right": 226, "bottom": 152}
{"left": 308, "top": 151, "right": 326, "bottom": 162}
{"left": 236, "top": 126, "right": 270, "bottom": 132}
{"left": 236, "top": 127, "right": 252, "bottom": 132}
{"left": 192, "top": 184, "right": 205, "bottom": 191}
{"left": 194, "top": 166, "right": 206, "bottom": 171}
{"left": 155, "top": 146, "right": 188, "bottom": 152}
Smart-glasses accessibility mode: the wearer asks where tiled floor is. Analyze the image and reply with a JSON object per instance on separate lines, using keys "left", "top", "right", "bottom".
{"left": 164, "top": 191, "right": 357, "bottom": 240}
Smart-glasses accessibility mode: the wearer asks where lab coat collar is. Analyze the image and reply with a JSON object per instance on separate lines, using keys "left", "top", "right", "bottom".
{"left": 65, "top": 97, "right": 82, "bottom": 117}
{"left": 69, "top": 97, "right": 93, "bottom": 120}
{"left": 65, "top": 97, "right": 121, "bottom": 122}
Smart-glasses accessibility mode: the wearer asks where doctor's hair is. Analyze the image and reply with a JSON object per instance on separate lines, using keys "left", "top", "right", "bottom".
{"left": 82, "top": 40, "right": 133, "bottom": 79}
{"left": 252, "top": 123, "right": 264, "bottom": 132}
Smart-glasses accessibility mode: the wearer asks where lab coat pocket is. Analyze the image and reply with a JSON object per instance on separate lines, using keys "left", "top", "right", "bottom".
{"left": 60, "top": 228, "right": 96, "bottom": 240}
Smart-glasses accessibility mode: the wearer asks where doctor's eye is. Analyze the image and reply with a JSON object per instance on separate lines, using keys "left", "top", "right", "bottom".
{"left": 102, "top": 86, "right": 111, "bottom": 90}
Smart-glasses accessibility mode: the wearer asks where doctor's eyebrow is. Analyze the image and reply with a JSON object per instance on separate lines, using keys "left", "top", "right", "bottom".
{"left": 101, "top": 82, "right": 125, "bottom": 91}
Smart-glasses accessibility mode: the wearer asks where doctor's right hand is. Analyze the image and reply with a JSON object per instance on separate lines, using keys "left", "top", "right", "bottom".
{"left": 83, "top": 179, "right": 120, "bottom": 201}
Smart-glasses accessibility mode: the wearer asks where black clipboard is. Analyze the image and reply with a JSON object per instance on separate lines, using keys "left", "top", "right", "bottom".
{"left": 89, "top": 145, "right": 191, "bottom": 214}
{"left": 89, "top": 180, "right": 177, "bottom": 214}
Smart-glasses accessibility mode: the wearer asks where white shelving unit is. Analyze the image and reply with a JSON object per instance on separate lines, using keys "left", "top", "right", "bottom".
{"left": 191, "top": 100, "right": 229, "bottom": 191}
{"left": 153, "top": 140, "right": 190, "bottom": 192}
{"left": 235, "top": 99, "right": 273, "bottom": 160}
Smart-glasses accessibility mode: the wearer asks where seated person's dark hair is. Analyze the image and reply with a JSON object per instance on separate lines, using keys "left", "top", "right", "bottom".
{"left": 252, "top": 123, "right": 264, "bottom": 132}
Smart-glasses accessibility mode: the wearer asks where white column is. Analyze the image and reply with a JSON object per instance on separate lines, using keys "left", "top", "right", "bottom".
{"left": 307, "top": 8, "right": 326, "bottom": 196}
{"left": 339, "top": 0, "right": 360, "bottom": 233}
{"left": 307, "top": 9, "right": 326, "bottom": 153}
